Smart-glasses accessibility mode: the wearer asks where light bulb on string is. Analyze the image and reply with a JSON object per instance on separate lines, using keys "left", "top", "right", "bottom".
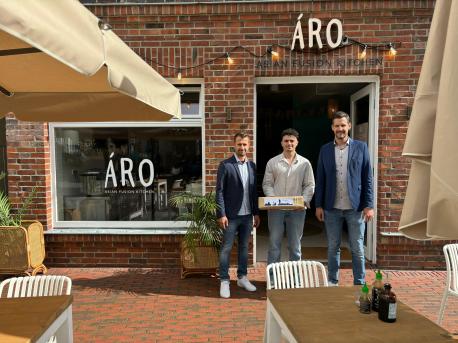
{"left": 177, "top": 69, "right": 182, "bottom": 80}
{"left": 267, "top": 46, "right": 280, "bottom": 60}
{"left": 226, "top": 52, "right": 234, "bottom": 64}
{"left": 358, "top": 45, "right": 367, "bottom": 60}
{"left": 388, "top": 43, "right": 397, "bottom": 57}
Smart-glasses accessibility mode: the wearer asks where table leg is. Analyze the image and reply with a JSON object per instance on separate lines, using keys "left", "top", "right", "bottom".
{"left": 264, "top": 300, "right": 282, "bottom": 343}
{"left": 36, "top": 304, "right": 73, "bottom": 343}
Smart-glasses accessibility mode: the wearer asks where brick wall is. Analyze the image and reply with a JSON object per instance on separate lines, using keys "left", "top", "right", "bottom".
{"left": 45, "top": 234, "right": 182, "bottom": 268}
{"left": 44, "top": 233, "right": 254, "bottom": 268}
{"left": 7, "top": 1, "right": 442, "bottom": 269}
{"left": 6, "top": 115, "right": 52, "bottom": 229}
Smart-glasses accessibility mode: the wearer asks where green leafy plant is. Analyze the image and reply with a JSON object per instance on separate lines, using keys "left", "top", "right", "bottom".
{"left": 169, "top": 191, "right": 223, "bottom": 251}
{"left": 0, "top": 172, "right": 36, "bottom": 226}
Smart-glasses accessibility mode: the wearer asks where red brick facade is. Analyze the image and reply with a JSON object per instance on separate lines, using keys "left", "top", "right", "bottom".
{"left": 7, "top": 1, "right": 446, "bottom": 269}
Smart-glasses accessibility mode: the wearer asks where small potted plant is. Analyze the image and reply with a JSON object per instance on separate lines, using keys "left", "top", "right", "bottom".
{"left": 169, "top": 191, "right": 222, "bottom": 278}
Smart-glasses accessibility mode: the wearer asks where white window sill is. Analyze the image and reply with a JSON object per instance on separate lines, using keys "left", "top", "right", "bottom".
{"left": 45, "top": 228, "right": 187, "bottom": 235}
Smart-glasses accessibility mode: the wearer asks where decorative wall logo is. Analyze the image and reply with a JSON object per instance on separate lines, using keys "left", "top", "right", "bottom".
{"left": 104, "top": 152, "right": 155, "bottom": 188}
{"left": 291, "top": 14, "right": 343, "bottom": 50}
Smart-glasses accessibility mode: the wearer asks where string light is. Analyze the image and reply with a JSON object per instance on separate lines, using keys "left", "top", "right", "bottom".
{"left": 267, "top": 46, "right": 280, "bottom": 60}
{"left": 145, "top": 38, "right": 399, "bottom": 78}
{"left": 226, "top": 52, "right": 234, "bottom": 64}
{"left": 358, "top": 44, "right": 367, "bottom": 60}
{"left": 388, "top": 43, "right": 397, "bottom": 56}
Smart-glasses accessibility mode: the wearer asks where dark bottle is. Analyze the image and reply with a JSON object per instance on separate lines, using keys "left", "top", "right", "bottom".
{"left": 378, "top": 283, "right": 397, "bottom": 323}
{"left": 371, "top": 270, "right": 383, "bottom": 312}
{"left": 359, "top": 283, "right": 371, "bottom": 314}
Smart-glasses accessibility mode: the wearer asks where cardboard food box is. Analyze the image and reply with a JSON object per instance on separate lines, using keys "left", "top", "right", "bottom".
{"left": 258, "top": 196, "right": 305, "bottom": 210}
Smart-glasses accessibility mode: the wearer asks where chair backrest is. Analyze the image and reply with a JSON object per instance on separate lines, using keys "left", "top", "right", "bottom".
{"left": 0, "top": 275, "right": 72, "bottom": 298}
{"left": 266, "top": 260, "right": 328, "bottom": 290}
{"left": 443, "top": 244, "right": 458, "bottom": 293}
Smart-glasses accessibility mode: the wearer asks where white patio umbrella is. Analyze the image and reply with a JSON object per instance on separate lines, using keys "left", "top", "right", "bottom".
{"left": 0, "top": 0, "right": 181, "bottom": 121}
{"left": 399, "top": 0, "right": 458, "bottom": 239}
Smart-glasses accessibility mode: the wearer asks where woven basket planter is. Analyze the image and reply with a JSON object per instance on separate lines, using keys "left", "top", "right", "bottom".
{"left": 0, "top": 220, "right": 47, "bottom": 275}
{"left": 181, "top": 241, "right": 219, "bottom": 279}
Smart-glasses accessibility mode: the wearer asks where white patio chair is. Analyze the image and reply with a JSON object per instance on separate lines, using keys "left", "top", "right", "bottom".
{"left": 438, "top": 244, "right": 458, "bottom": 324}
{"left": 0, "top": 275, "right": 72, "bottom": 343}
{"left": 0, "top": 275, "right": 72, "bottom": 298}
{"left": 266, "top": 260, "right": 328, "bottom": 290}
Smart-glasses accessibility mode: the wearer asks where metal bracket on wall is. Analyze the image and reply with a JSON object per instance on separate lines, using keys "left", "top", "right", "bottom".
{"left": 226, "top": 108, "right": 232, "bottom": 122}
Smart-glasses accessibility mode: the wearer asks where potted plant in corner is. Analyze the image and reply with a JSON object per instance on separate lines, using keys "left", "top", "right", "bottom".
{"left": 169, "top": 192, "right": 223, "bottom": 278}
{"left": 0, "top": 175, "right": 46, "bottom": 276}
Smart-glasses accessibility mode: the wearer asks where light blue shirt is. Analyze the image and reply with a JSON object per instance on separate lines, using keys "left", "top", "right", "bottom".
{"left": 235, "top": 154, "right": 251, "bottom": 215}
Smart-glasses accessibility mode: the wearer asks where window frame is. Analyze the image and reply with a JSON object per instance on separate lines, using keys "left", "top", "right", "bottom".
{"left": 49, "top": 81, "right": 205, "bottom": 231}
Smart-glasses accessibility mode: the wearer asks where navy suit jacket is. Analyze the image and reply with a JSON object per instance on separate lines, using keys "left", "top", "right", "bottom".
{"left": 315, "top": 139, "right": 373, "bottom": 212}
{"left": 216, "top": 155, "right": 259, "bottom": 219}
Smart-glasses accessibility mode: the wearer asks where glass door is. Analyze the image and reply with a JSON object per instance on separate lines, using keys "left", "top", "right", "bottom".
{"left": 350, "top": 84, "right": 376, "bottom": 261}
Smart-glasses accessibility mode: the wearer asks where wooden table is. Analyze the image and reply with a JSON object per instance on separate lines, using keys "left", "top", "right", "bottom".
{"left": 264, "top": 287, "right": 454, "bottom": 343}
{"left": 0, "top": 295, "right": 73, "bottom": 343}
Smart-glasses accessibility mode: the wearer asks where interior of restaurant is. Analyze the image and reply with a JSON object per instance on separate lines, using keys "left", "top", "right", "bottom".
{"left": 54, "top": 126, "right": 202, "bottom": 222}
{"left": 255, "top": 82, "right": 370, "bottom": 262}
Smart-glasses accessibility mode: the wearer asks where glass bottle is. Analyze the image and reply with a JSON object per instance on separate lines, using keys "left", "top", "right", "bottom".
{"left": 378, "top": 283, "right": 397, "bottom": 323}
{"left": 371, "top": 270, "right": 383, "bottom": 312}
{"left": 359, "top": 283, "right": 371, "bottom": 314}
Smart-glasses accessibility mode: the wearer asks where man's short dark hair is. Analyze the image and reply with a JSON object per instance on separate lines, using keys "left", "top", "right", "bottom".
{"left": 332, "top": 111, "right": 351, "bottom": 124}
{"left": 281, "top": 128, "right": 299, "bottom": 140}
{"left": 234, "top": 131, "right": 249, "bottom": 141}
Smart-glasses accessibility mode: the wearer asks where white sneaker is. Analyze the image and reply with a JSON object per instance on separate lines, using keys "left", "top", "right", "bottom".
{"left": 237, "top": 276, "right": 257, "bottom": 292}
{"left": 220, "top": 280, "right": 230, "bottom": 298}
{"left": 328, "top": 281, "right": 339, "bottom": 287}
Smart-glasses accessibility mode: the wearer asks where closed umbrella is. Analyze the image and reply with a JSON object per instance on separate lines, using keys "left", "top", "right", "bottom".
{"left": 0, "top": 0, "right": 181, "bottom": 121}
{"left": 399, "top": 0, "right": 458, "bottom": 239}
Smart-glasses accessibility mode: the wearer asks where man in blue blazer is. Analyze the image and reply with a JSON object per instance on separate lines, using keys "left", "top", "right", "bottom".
{"left": 216, "top": 131, "right": 260, "bottom": 298}
{"left": 315, "top": 111, "right": 374, "bottom": 286}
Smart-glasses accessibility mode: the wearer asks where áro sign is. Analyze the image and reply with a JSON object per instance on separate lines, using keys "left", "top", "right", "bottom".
{"left": 105, "top": 152, "right": 155, "bottom": 188}
{"left": 291, "top": 14, "right": 343, "bottom": 50}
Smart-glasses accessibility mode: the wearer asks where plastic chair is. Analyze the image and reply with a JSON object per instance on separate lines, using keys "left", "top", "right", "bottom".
{"left": 438, "top": 244, "right": 458, "bottom": 324}
{"left": 266, "top": 260, "right": 328, "bottom": 290}
{"left": 0, "top": 275, "right": 72, "bottom": 298}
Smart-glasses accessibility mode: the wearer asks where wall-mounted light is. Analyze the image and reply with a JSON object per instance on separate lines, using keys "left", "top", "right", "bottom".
{"left": 226, "top": 52, "right": 234, "bottom": 64}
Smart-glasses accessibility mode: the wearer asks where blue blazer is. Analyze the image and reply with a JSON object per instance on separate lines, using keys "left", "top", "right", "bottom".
{"left": 315, "top": 139, "right": 373, "bottom": 212}
{"left": 216, "top": 155, "right": 259, "bottom": 219}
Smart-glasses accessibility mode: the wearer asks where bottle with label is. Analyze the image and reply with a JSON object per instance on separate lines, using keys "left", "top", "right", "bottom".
{"left": 378, "top": 283, "right": 397, "bottom": 323}
{"left": 371, "top": 270, "right": 383, "bottom": 312}
{"left": 359, "top": 283, "right": 371, "bottom": 314}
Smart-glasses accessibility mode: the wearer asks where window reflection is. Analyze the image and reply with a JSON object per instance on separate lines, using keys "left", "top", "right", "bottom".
{"left": 54, "top": 127, "right": 202, "bottom": 222}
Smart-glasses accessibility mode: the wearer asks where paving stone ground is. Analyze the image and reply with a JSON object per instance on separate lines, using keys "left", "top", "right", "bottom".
{"left": 40, "top": 265, "right": 458, "bottom": 342}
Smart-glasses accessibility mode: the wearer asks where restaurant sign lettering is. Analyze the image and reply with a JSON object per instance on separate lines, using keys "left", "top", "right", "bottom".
{"left": 105, "top": 152, "right": 155, "bottom": 188}
{"left": 256, "top": 57, "right": 383, "bottom": 69}
{"left": 291, "top": 14, "right": 343, "bottom": 50}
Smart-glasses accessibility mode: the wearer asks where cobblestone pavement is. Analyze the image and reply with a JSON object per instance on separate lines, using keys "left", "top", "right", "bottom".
{"left": 36, "top": 265, "right": 458, "bottom": 342}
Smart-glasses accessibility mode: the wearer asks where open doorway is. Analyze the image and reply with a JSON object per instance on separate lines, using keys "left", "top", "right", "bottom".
{"left": 254, "top": 78, "right": 378, "bottom": 264}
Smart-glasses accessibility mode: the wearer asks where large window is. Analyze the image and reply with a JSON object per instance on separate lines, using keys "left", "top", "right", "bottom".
{"left": 51, "top": 84, "right": 203, "bottom": 228}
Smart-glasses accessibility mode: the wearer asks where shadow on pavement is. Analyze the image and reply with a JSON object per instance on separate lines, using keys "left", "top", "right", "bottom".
{"left": 72, "top": 268, "right": 267, "bottom": 300}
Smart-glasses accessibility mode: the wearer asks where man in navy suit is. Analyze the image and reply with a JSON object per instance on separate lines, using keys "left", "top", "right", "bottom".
{"left": 315, "top": 111, "right": 374, "bottom": 286}
{"left": 216, "top": 131, "right": 260, "bottom": 298}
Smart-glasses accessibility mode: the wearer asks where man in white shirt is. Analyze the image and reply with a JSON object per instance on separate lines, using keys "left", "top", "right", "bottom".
{"left": 262, "top": 128, "right": 315, "bottom": 266}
